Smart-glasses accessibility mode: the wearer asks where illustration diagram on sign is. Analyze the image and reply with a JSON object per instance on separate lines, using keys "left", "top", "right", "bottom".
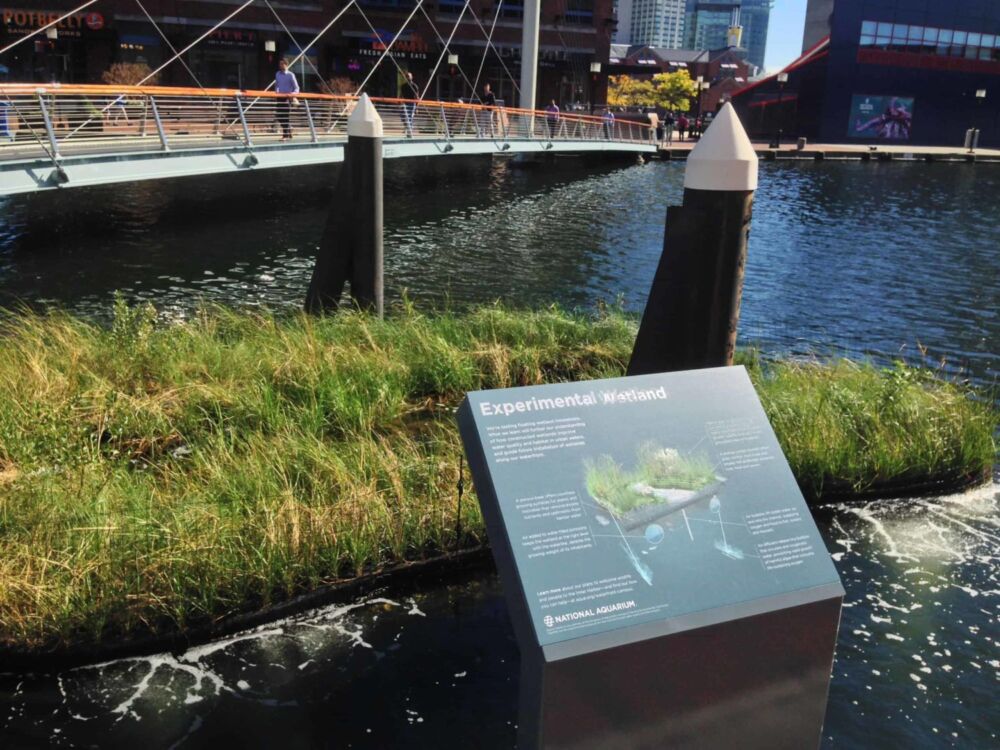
{"left": 584, "top": 442, "right": 748, "bottom": 584}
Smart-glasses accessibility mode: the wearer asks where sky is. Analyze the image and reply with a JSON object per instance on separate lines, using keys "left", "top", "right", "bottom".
{"left": 763, "top": 0, "right": 808, "bottom": 73}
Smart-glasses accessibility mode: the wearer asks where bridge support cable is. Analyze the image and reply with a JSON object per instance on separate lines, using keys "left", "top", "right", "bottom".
{"left": 0, "top": 91, "right": 65, "bottom": 180}
{"left": 272, "top": 0, "right": 356, "bottom": 89}
{"left": 132, "top": 0, "right": 207, "bottom": 92}
{"left": 226, "top": 0, "right": 357, "bottom": 132}
{"left": 138, "top": 0, "right": 256, "bottom": 87}
{"left": 352, "top": 0, "right": 426, "bottom": 96}
{"left": 262, "top": 0, "right": 328, "bottom": 87}
{"left": 418, "top": 1, "right": 471, "bottom": 102}
{"left": 58, "top": 0, "right": 257, "bottom": 143}
{"left": 350, "top": 2, "right": 425, "bottom": 92}
{"left": 0, "top": 0, "right": 99, "bottom": 57}
{"left": 416, "top": 4, "right": 480, "bottom": 103}
{"left": 467, "top": 3, "right": 521, "bottom": 100}
{"left": 470, "top": 1, "right": 503, "bottom": 103}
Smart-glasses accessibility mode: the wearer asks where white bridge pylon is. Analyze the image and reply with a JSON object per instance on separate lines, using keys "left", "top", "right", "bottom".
{"left": 0, "top": 86, "right": 655, "bottom": 195}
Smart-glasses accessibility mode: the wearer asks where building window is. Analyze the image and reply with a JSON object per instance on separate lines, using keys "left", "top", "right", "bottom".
{"left": 565, "top": 0, "right": 593, "bottom": 25}
{"left": 501, "top": 0, "right": 523, "bottom": 19}
{"left": 860, "top": 19, "right": 1000, "bottom": 64}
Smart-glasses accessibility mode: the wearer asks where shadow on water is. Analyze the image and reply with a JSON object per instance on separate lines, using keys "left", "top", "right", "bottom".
{"left": 0, "top": 154, "right": 640, "bottom": 323}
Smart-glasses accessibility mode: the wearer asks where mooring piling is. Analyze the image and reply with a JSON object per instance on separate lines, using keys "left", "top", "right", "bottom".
{"left": 628, "top": 102, "right": 758, "bottom": 374}
{"left": 305, "top": 93, "right": 385, "bottom": 316}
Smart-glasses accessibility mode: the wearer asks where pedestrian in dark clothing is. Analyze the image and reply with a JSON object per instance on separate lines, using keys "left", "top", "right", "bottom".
{"left": 678, "top": 114, "right": 689, "bottom": 141}
{"left": 274, "top": 58, "right": 299, "bottom": 139}
{"left": 664, "top": 111, "right": 676, "bottom": 144}
{"left": 400, "top": 71, "right": 420, "bottom": 136}
{"left": 480, "top": 83, "right": 497, "bottom": 136}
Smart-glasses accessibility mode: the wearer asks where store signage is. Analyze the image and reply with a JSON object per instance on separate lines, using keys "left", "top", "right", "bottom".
{"left": 458, "top": 367, "right": 844, "bottom": 649}
{"left": 207, "top": 28, "right": 258, "bottom": 49}
{"left": 1, "top": 7, "right": 105, "bottom": 37}
{"left": 359, "top": 29, "right": 428, "bottom": 60}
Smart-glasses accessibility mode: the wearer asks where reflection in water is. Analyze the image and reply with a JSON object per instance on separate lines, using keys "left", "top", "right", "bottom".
{"left": 0, "top": 159, "right": 998, "bottom": 748}
{"left": 2, "top": 160, "right": 997, "bottom": 386}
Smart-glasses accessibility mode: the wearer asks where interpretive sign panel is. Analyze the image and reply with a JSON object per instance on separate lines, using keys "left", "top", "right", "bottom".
{"left": 458, "top": 366, "right": 843, "bottom": 651}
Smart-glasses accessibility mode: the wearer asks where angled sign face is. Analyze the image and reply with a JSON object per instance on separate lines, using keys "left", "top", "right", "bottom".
{"left": 459, "top": 367, "right": 843, "bottom": 653}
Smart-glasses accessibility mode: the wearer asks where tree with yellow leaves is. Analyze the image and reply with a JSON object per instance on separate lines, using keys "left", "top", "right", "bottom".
{"left": 607, "top": 71, "right": 699, "bottom": 112}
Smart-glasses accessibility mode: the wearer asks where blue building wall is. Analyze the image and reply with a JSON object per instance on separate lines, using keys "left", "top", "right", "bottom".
{"left": 820, "top": 0, "right": 1000, "bottom": 146}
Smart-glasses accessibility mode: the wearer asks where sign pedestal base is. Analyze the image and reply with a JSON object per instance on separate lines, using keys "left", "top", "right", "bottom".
{"left": 518, "top": 596, "right": 841, "bottom": 749}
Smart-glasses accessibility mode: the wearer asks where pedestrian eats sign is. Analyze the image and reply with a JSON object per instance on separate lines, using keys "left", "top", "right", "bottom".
{"left": 458, "top": 367, "right": 844, "bottom": 650}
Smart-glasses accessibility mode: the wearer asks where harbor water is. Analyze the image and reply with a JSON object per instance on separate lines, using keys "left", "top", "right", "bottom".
{"left": 0, "top": 158, "right": 997, "bottom": 748}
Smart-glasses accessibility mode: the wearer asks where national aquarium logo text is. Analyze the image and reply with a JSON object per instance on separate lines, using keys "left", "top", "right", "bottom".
{"left": 542, "top": 600, "right": 637, "bottom": 629}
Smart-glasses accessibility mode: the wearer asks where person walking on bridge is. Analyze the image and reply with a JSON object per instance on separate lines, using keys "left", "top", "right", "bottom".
{"left": 602, "top": 108, "right": 615, "bottom": 139}
{"left": 274, "top": 58, "right": 300, "bottom": 140}
{"left": 545, "top": 100, "right": 560, "bottom": 138}
{"left": 480, "top": 82, "right": 497, "bottom": 137}
{"left": 400, "top": 71, "right": 419, "bottom": 137}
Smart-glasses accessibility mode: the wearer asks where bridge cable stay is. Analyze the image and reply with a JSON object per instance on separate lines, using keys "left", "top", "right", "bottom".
{"left": 416, "top": 3, "right": 482, "bottom": 103}
{"left": 0, "top": 92, "right": 65, "bottom": 173}
{"left": 467, "top": 2, "right": 521, "bottom": 99}
{"left": 349, "top": 2, "right": 426, "bottom": 92}
{"left": 264, "top": 0, "right": 357, "bottom": 90}
{"left": 0, "top": 0, "right": 100, "bottom": 171}
{"left": 137, "top": 0, "right": 257, "bottom": 88}
{"left": 132, "top": 0, "right": 209, "bottom": 92}
{"left": 418, "top": 1, "right": 472, "bottom": 102}
{"left": 469, "top": 0, "right": 504, "bottom": 101}
{"left": 249, "top": 0, "right": 342, "bottom": 133}
{"left": 352, "top": 0, "right": 426, "bottom": 96}
{"left": 230, "top": 0, "right": 358, "bottom": 127}
{"left": 58, "top": 0, "right": 257, "bottom": 142}
{"left": 0, "top": 0, "right": 99, "bottom": 57}
{"left": 262, "top": 0, "right": 329, "bottom": 88}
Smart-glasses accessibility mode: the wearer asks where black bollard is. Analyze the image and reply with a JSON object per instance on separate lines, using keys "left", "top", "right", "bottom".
{"left": 628, "top": 102, "right": 758, "bottom": 375}
{"left": 305, "top": 94, "right": 384, "bottom": 316}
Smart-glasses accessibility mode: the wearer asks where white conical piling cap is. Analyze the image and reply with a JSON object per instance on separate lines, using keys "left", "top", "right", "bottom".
{"left": 348, "top": 93, "right": 383, "bottom": 138}
{"left": 683, "top": 102, "right": 757, "bottom": 192}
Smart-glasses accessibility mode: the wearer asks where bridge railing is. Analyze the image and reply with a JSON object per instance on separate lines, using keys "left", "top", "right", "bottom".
{"left": 0, "top": 85, "right": 655, "bottom": 162}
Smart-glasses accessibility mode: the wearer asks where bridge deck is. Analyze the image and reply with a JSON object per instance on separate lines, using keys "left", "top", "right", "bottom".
{"left": 0, "top": 86, "right": 656, "bottom": 195}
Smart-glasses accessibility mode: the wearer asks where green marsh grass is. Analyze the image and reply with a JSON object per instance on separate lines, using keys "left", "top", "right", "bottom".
{"left": 0, "top": 302, "right": 994, "bottom": 650}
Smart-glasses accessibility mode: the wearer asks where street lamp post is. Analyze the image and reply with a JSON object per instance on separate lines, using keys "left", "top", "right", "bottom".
{"left": 771, "top": 72, "right": 788, "bottom": 148}
{"left": 589, "top": 61, "right": 601, "bottom": 114}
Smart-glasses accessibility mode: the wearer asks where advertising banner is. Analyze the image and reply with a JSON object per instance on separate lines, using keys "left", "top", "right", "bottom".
{"left": 848, "top": 94, "right": 914, "bottom": 140}
{"left": 459, "top": 367, "right": 843, "bottom": 652}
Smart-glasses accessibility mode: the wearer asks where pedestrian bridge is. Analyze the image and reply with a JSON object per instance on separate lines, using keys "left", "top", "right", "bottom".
{"left": 0, "top": 85, "right": 656, "bottom": 196}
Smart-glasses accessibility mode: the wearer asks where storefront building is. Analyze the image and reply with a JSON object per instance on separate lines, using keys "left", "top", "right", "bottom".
{"left": 1, "top": 0, "right": 615, "bottom": 109}
{"left": 731, "top": 0, "right": 1000, "bottom": 148}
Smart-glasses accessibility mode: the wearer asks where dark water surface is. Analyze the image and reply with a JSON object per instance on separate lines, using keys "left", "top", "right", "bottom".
{"left": 0, "top": 158, "right": 998, "bottom": 748}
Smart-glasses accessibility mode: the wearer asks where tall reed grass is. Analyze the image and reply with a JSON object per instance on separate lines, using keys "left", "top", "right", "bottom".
{"left": 0, "top": 302, "right": 993, "bottom": 649}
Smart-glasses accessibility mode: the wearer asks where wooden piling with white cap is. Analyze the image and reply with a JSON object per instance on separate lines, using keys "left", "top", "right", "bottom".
{"left": 628, "top": 102, "right": 758, "bottom": 375}
{"left": 306, "top": 93, "right": 384, "bottom": 316}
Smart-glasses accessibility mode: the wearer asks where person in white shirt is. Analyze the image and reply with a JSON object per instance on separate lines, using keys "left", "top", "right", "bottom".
{"left": 274, "top": 58, "right": 300, "bottom": 139}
